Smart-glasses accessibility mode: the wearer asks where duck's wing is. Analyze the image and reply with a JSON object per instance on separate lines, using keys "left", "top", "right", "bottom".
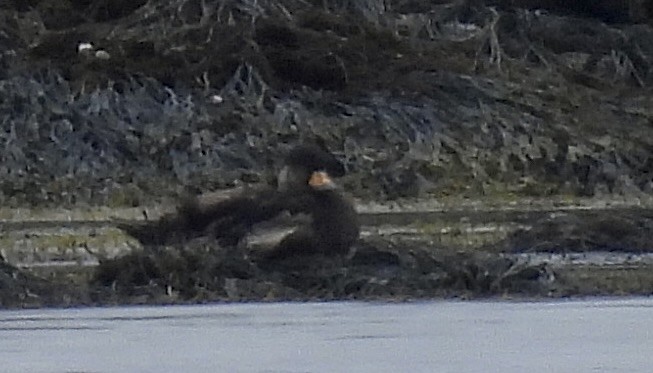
{"left": 242, "top": 211, "right": 312, "bottom": 253}
{"left": 114, "top": 185, "right": 264, "bottom": 245}
{"left": 117, "top": 187, "right": 316, "bottom": 246}
{"left": 199, "top": 189, "right": 318, "bottom": 246}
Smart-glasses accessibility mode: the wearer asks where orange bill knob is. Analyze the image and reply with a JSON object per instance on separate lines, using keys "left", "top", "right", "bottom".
{"left": 308, "top": 171, "right": 332, "bottom": 187}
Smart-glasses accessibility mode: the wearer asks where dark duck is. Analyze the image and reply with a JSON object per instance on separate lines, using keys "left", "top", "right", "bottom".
{"left": 173, "top": 142, "right": 348, "bottom": 244}
{"left": 119, "top": 143, "right": 359, "bottom": 260}
{"left": 259, "top": 170, "right": 359, "bottom": 261}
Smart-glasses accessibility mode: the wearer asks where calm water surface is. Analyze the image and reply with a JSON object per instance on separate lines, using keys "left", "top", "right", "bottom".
{"left": 0, "top": 298, "right": 651, "bottom": 373}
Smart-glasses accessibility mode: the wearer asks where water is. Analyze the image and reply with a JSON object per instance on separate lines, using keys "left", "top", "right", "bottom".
{"left": 0, "top": 299, "right": 651, "bottom": 373}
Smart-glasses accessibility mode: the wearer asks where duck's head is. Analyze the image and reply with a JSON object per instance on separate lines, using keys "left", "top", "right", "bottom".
{"left": 278, "top": 143, "right": 344, "bottom": 193}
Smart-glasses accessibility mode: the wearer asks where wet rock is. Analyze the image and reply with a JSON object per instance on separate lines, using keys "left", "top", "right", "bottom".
{"left": 349, "top": 244, "right": 401, "bottom": 267}
{"left": 494, "top": 262, "right": 556, "bottom": 294}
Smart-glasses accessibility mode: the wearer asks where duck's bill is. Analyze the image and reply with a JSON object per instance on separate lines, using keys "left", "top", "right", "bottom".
{"left": 308, "top": 171, "right": 335, "bottom": 189}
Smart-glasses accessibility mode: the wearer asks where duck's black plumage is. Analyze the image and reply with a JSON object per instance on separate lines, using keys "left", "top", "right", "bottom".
{"left": 177, "top": 142, "right": 346, "bottom": 240}
{"left": 202, "top": 173, "right": 360, "bottom": 256}
{"left": 263, "top": 172, "right": 359, "bottom": 261}
{"left": 119, "top": 142, "right": 355, "bottom": 251}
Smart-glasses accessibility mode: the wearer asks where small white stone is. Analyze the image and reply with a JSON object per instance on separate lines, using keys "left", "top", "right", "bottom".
{"left": 94, "top": 50, "right": 111, "bottom": 60}
{"left": 78, "top": 42, "right": 94, "bottom": 54}
{"left": 209, "top": 94, "right": 223, "bottom": 104}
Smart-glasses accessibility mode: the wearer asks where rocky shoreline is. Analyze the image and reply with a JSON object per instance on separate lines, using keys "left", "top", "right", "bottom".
{"left": 1, "top": 200, "right": 652, "bottom": 308}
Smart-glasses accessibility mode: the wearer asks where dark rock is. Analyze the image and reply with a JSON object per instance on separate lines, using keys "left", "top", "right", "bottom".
{"left": 350, "top": 245, "right": 401, "bottom": 267}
